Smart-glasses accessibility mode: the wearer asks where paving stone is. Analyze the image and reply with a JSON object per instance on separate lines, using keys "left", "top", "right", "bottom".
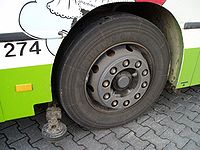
{"left": 136, "top": 115, "right": 150, "bottom": 124}
{"left": 16, "top": 118, "right": 36, "bottom": 130}
{"left": 180, "top": 87, "right": 190, "bottom": 93}
{"left": 143, "top": 144, "right": 156, "bottom": 150}
{"left": 104, "top": 148, "right": 112, "bottom": 150}
{"left": 55, "top": 134, "right": 85, "bottom": 150}
{"left": 1, "top": 85, "right": 200, "bottom": 150}
{"left": 0, "top": 133, "right": 4, "bottom": 139}
{"left": 161, "top": 90, "right": 177, "bottom": 101}
{"left": 31, "top": 112, "right": 46, "bottom": 129}
{"left": 180, "top": 127, "right": 200, "bottom": 146}
{"left": 182, "top": 140, "right": 200, "bottom": 150}
{"left": 78, "top": 134, "right": 107, "bottom": 150}
{"left": 153, "top": 104, "right": 183, "bottom": 121}
{"left": 191, "top": 104, "right": 200, "bottom": 113}
{"left": 0, "top": 138, "right": 14, "bottom": 150}
{"left": 193, "top": 114, "right": 200, "bottom": 123}
{"left": 146, "top": 108, "right": 168, "bottom": 122}
{"left": 10, "top": 137, "right": 37, "bottom": 150}
{"left": 0, "top": 124, "right": 26, "bottom": 144}
{"left": 177, "top": 115, "right": 200, "bottom": 132}
{"left": 184, "top": 89, "right": 200, "bottom": 97}
{"left": 68, "top": 124, "right": 90, "bottom": 141}
{"left": 21, "top": 123, "right": 42, "bottom": 143}
{"left": 90, "top": 129, "right": 111, "bottom": 140}
{"left": 191, "top": 86, "right": 200, "bottom": 92}
{"left": 142, "top": 117, "right": 168, "bottom": 135}
{"left": 157, "top": 97, "right": 180, "bottom": 111}
{"left": 121, "top": 131, "right": 149, "bottom": 150}
{"left": 188, "top": 96, "right": 200, "bottom": 106}
{"left": 123, "top": 121, "right": 150, "bottom": 137}
{"left": 110, "top": 126, "right": 130, "bottom": 138}
{"left": 172, "top": 96, "right": 194, "bottom": 110}
{"left": 141, "top": 130, "right": 170, "bottom": 150}
{"left": 175, "top": 106, "right": 198, "bottom": 120}
{"left": 99, "top": 133, "right": 129, "bottom": 150}
{"left": 125, "top": 146, "right": 136, "bottom": 150}
{"left": 163, "top": 142, "right": 179, "bottom": 150}
{"left": 175, "top": 92, "right": 192, "bottom": 100}
{"left": 160, "top": 117, "right": 185, "bottom": 134}
{"left": 152, "top": 102, "right": 169, "bottom": 113}
{"left": 163, "top": 110, "right": 183, "bottom": 121}
{"left": 0, "top": 121, "right": 16, "bottom": 130}
{"left": 161, "top": 128, "right": 189, "bottom": 149}
{"left": 33, "top": 138, "right": 62, "bottom": 150}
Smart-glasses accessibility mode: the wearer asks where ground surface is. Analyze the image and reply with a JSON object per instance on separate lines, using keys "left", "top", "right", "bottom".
{"left": 1, "top": 86, "right": 200, "bottom": 150}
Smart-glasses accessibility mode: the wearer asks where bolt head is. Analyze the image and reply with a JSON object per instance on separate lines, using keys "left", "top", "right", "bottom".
{"left": 103, "top": 93, "right": 110, "bottom": 100}
{"left": 123, "top": 60, "right": 129, "bottom": 67}
{"left": 132, "top": 72, "right": 138, "bottom": 78}
{"left": 142, "top": 82, "right": 148, "bottom": 88}
{"left": 135, "top": 61, "right": 142, "bottom": 68}
{"left": 112, "top": 100, "right": 118, "bottom": 107}
{"left": 123, "top": 100, "right": 130, "bottom": 106}
{"left": 110, "top": 67, "right": 117, "bottom": 75}
{"left": 102, "top": 80, "right": 110, "bottom": 87}
{"left": 142, "top": 69, "right": 148, "bottom": 76}
{"left": 134, "top": 93, "right": 140, "bottom": 99}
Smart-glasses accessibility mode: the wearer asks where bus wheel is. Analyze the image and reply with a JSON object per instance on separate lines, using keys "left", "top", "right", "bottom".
{"left": 58, "top": 13, "right": 170, "bottom": 128}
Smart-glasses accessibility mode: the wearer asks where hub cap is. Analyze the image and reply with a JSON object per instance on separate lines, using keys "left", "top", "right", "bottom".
{"left": 86, "top": 44, "right": 150, "bottom": 109}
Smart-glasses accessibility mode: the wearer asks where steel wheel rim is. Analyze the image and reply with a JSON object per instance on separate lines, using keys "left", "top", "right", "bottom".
{"left": 85, "top": 43, "right": 151, "bottom": 110}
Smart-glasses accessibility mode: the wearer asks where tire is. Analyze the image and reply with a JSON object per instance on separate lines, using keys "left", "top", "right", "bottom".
{"left": 58, "top": 13, "right": 170, "bottom": 128}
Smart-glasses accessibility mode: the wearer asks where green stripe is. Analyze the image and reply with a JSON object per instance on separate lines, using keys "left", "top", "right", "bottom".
{"left": 176, "top": 48, "right": 200, "bottom": 88}
{"left": 0, "top": 64, "right": 52, "bottom": 122}
{"left": 0, "top": 101, "right": 4, "bottom": 122}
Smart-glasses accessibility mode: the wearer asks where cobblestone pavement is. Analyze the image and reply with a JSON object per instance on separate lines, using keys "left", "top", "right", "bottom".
{"left": 1, "top": 85, "right": 200, "bottom": 150}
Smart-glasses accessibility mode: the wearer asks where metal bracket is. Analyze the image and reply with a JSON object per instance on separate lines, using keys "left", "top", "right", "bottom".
{"left": 42, "top": 105, "right": 67, "bottom": 140}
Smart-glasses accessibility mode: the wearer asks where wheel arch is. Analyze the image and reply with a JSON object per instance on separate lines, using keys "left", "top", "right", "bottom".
{"left": 52, "top": 2, "right": 183, "bottom": 100}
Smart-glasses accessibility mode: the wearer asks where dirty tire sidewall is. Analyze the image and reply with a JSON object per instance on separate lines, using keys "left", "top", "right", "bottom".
{"left": 59, "top": 13, "right": 170, "bottom": 128}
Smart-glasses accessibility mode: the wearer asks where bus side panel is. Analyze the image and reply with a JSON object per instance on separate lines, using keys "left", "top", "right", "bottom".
{"left": 0, "top": 64, "right": 52, "bottom": 122}
{"left": 191, "top": 52, "right": 200, "bottom": 86}
{"left": 0, "top": 101, "right": 4, "bottom": 122}
{"left": 176, "top": 48, "right": 200, "bottom": 89}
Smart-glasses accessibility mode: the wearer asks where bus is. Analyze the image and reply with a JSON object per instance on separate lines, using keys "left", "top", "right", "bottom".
{"left": 0, "top": 0, "right": 200, "bottom": 131}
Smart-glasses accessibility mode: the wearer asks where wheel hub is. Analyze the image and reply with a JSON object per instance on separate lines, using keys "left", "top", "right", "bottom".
{"left": 113, "top": 71, "right": 132, "bottom": 90}
{"left": 86, "top": 44, "right": 150, "bottom": 109}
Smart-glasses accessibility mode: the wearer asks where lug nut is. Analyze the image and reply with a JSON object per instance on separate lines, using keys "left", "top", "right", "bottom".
{"left": 142, "top": 82, "right": 148, "bottom": 88}
{"left": 134, "top": 93, "right": 141, "bottom": 99}
{"left": 103, "top": 93, "right": 110, "bottom": 100}
{"left": 102, "top": 80, "right": 110, "bottom": 87}
{"left": 123, "top": 100, "right": 130, "bottom": 106}
{"left": 123, "top": 59, "right": 130, "bottom": 67}
{"left": 112, "top": 100, "right": 118, "bottom": 107}
{"left": 135, "top": 61, "right": 142, "bottom": 68}
{"left": 132, "top": 72, "right": 138, "bottom": 78}
{"left": 110, "top": 67, "right": 117, "bottom": 75}
{"left": 142, "top": 69, "right": 148, "bottom": 76}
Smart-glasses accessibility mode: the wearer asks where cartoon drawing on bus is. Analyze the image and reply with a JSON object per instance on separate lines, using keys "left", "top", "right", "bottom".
{"left": 47, "top": 0, "right": 82, "bottom": 18}
{"left": 19, "top": 0, "right": 73, "bottom": 55}
{"left": 19, "top": 0, "right": 133, "bottom": 55}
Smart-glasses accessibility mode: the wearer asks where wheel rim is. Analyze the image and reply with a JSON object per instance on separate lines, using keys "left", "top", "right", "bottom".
{"left": 86, "top": 44, "right": 151, "bottom": 110}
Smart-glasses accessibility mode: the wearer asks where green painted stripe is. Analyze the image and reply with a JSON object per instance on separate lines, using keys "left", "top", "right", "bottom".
{"left": 176, "top": 48, "right": 200, "bottom": 89}
{"left": 0, "top": 64, "right": 52, "bottom": 122}
{"left": 0, "top": 101, "right": 4, "bottom": 122}
{"left": 191, "top": 51, "right": 200, "bottom": 86}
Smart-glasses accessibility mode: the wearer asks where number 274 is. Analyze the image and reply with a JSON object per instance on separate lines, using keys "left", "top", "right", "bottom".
{"left": 4, "top": 41, "right": 41, "bottom": 57}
